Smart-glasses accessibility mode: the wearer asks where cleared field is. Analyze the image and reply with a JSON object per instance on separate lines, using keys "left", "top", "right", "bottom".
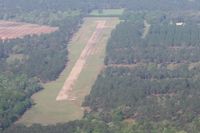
{"left": 0, "top": 20, "right": 58, "bottom": 40}
{"left": 56, "top": 21, "right": 106, "bottom": 101}
{"left": 89, "top": 9, "right": 124, "bottom": 17}
{"left": 17, "top": 17, "right": 119, "bottom": 125}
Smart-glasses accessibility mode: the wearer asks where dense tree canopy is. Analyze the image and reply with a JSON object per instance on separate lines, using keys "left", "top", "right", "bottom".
{"left": 0, "top": 15, "right": 81, "bottom": 81}
{"left": 83, "top": 12, "right": 200, "bottom": 132}
{"left": 105, "top": 20, "right": 200, "bottom": 65}
{"left": 1, "top": 0, "right": 200, "bottom": 132}
{"left": 0, "top": 74, "right": 42, "bottom": 130}
{"left": 0, "top": 9, "right": 82, "bottom": 131}
{"left": 1, "top": 0, "right": 200, "bottom": 12}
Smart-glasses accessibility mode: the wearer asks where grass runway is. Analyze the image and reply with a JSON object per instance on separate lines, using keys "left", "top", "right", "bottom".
{"left": 17, "top": 17, "right": 119, "bottom": 125}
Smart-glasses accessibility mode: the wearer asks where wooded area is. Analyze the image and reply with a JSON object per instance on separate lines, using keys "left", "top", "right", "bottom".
{"left": 0, "top": 8, "right": 82, "bottom": 131}
{"left": 105, "top": 21, "right": 200, "bottom": 65}
{"left": 0, "top": 74, "right": 42, "bottom": 130}
{"left": 1, "top": 0, "right": 200, "bottom": 132}
{"left": 83, "top": 12, "right": 200, "bottom": 132}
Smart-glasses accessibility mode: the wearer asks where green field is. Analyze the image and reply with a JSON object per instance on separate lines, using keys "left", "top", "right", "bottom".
{"left": 89, "top": 9, "right": 124, "bottom": 17}
{"left": 17, "top": 17, "right": 119, "bottom": 125}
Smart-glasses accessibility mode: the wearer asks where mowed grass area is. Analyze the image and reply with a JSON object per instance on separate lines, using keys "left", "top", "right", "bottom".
{"left": 89, "top": 9, "right": 124, "bottom": 17}
{"left": 17, "top": 17, "right": 119, "bottom": 125}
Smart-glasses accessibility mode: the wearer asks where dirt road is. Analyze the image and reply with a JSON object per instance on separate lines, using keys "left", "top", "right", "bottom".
{"left": 56, "top": 21, "right": 106, "bottom": 101}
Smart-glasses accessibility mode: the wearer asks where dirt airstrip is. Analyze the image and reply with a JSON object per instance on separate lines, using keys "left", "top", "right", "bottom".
{"left": 0, "top": 20, "right": 58, "bottom": 40}
{"left": 56, "top": 21, "right": 106, "bottom": 101}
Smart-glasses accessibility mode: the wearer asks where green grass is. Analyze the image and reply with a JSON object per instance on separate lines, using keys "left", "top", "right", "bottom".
{"left": 6, "top": 54, "right": 26, "bottom": 64}
{"left": 17, "top": 17, "right": 119, "bottom": 125}
{"left": 89, "top": 9, "right": 124, "bottom": 17}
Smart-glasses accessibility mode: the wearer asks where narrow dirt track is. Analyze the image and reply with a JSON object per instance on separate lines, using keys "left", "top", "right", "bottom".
{"left": 56, "top": 20, "right": 106, "bottom": 101}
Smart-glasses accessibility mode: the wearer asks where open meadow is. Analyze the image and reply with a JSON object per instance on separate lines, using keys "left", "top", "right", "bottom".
{"left": 89, "top": 9, "right": 124, "bottom": 17}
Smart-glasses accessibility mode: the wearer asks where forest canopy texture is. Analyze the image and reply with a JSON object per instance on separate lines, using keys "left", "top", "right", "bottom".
{"left": 1, "top": 0, "right": 200, "bottom": 133}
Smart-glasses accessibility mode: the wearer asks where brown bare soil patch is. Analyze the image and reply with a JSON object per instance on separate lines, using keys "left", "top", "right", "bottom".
{"left": 56, "top": 21, "right": 106, "bottom": 101}
{"left": 0, "top": 20, "right": 58, "bottom": 40}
